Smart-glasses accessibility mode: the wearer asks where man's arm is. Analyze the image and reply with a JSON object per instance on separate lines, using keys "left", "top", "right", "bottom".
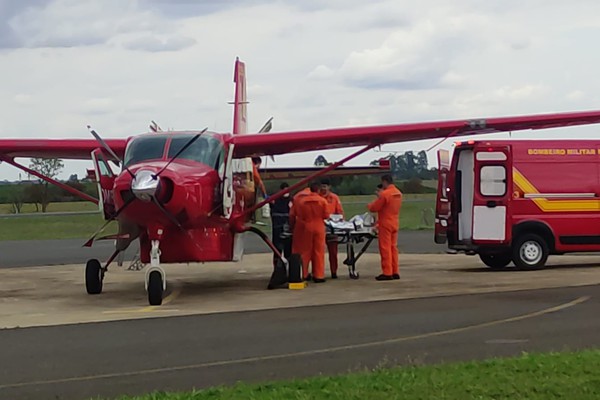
{"left": 368, "top": 195, "right": 386, "bottom": 212}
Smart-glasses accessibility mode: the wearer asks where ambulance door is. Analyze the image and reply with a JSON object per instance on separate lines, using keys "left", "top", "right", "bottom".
{"left": 472, "top": 146, "right": 511, "bottom": 244}
{"left": 434, "top": 149, "right": 451, "bottom": 244}
{"left": 91, "top": 149, "right": 116, "bottom": 220}
{"left": 456, "top": 149, "right": 475, "bottom": 241}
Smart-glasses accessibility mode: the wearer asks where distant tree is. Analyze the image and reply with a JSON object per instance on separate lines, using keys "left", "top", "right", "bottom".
{"left": 9, "top": 184, "right": 26, "bottom": 214}
{"left": 314, "top": 155, "right": 331, "bottom": 166}
{"left": 27, "top": 158, "right": 64, "bottom": 212}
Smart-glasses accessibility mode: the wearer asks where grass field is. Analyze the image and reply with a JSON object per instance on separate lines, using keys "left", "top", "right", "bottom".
{"left": 0, "top": 194, "right": 435, "bottom": 241}
{"left": 112, "top": 350, "right": 600, "bottom": 400}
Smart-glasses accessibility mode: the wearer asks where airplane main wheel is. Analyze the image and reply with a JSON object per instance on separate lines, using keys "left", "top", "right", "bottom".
{"left": 148, "top": 271, "right": 164, "bottom": 306}
{"left": 85, "top": 259, "right": 103, "bottom": 294}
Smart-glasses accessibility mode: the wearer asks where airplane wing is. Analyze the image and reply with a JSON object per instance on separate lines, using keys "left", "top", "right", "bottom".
{"left": 260, "top": 163, "right": 389, "bottom": 180}
{"left": 0, "top": 139, "right": 128, "bottom": 160}
{"left": 232, "top": 110, "right": 600, "bottom": 158}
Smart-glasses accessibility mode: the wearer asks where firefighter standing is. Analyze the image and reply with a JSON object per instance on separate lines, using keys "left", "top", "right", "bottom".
{"left": 290, "top": 182, "right": 330, "bottom": 282}
{"left": 252, "top": 157, "right": 268, "bottom": 198}
{"left": 368, "top": 175, "right": 402, "bottom": 281}
{"left": 319, "top": 178, "right": 344, "bottom": 279}
{"left": 270, "top": 182, "right": 292, "bottom": 266}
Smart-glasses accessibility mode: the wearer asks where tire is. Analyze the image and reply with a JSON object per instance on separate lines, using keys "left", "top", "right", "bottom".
{"left": 512, "top": 233, "right": 549, "bottom": 270}
{"left": 85, "top": 259, "right": 103, "bottom": 294}
{"left": 479, "top": 252, "right": 512, "bottom": 270}
{"left": 148, "top": 271, "right": 164, "bottom": 306}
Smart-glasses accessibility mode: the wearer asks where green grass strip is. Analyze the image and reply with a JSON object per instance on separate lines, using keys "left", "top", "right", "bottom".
{"left": 113, "top": 349, "right": 600, "bottom": 400}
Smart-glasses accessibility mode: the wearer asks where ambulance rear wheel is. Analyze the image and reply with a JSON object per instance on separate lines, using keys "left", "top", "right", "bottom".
{"left": 512, "top": 234, "right": 549, "bottom": 270}
{"left": 479, "top": 252, "right": 511, "bottom": 270}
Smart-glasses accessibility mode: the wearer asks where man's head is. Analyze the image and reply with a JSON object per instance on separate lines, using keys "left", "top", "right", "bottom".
{"left": 381, "top": 174, "right": 393, "bottom": 189}
{"left": 320, "top": 178, "right": 331, "bottom": 195}
{"left": 280, "top": 182, "right": 290, "bottom": 197}
{"left": 251, "top": 157, "right": 262, "bottom": 166}
{"left": 309, "top": 181, "right": 320, "bottom": 193}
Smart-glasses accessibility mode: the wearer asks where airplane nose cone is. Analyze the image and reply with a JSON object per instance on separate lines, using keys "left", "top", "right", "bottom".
{"left": 131, "top": 170, "right": 159, "bottom": 202}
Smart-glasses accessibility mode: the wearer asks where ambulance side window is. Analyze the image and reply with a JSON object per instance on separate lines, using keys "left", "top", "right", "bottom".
{"left": 480, "top": 166, "right": 506, "bottom": 196}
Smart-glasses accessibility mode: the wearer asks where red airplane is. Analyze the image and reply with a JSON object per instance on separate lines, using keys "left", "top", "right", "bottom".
{"left": 2, "top": 58, "right": 600, "bottom": 305}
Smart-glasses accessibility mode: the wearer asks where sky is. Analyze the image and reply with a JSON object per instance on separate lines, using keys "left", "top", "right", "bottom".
{"left": 1, "top": 0, "right": 600, "bottom": 181}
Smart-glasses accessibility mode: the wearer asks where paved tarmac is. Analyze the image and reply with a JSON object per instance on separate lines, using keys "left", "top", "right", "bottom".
{"left": 0, "top": 284, "right": 597, "bottom": 400}
{"left": 1, "top": 232, "right": 599, "bottom": 400}
{"left": 0, "top": 230, "right": 446, "bottom": 268}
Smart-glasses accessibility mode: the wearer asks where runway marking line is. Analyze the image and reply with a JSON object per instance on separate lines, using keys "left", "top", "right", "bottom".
{"left": 0, "top": 295, "right": 590, "bottom": 390}
{"left": 101, "top": 286, "right": 182, "bottom": 315}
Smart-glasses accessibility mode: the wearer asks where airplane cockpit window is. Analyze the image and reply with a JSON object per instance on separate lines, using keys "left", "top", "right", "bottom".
{"left": 167, "top": 135, "right": 224, "bottom": 170}
{"left": 124, "top": 136, "right": 168, "bottom": 167}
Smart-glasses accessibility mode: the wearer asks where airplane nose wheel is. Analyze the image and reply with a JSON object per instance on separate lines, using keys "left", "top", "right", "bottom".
{"left": 85, "top": 259, "right": 103, "bottom": 294}
{"left": 147, "top": 270, "right": 164, "bottom": 306}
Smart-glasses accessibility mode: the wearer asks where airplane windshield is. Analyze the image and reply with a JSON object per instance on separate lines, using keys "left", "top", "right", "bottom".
{"left": 167, "top": 135, "right": 223, "bottom": 169}
{"left": 124, "top": 136, "right": 168, "bottom": 167}
{"left": 124, "top": 134, "right": 224, "bottom": 169}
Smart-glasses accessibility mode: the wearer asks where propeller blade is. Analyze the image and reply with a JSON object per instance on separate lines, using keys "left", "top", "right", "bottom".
{"left": 152, "top": 197, "right": 183, "bottom": 230}
{"left": 87, "top": 125, "right": 136, "bottom": 179}
{"left": 83, "top": 196, "right": 135, "bottom": 247}
{"left": 153, "top": 128, "right": 208, "bottom": 178}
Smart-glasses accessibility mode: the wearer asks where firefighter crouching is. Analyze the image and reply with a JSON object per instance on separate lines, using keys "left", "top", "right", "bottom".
{"left": 319, "top": 178, "right": 344, "bottom": 279}
{"left": 290, "top": 181, "right": 330, "bottom": 282}
{"left": 368, "top": 174, "right": 402, "bottom": 281}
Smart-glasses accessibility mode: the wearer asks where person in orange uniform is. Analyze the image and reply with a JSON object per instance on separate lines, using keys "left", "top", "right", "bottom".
{"left": 367, "top": 175, "right": 402, "bottom": 281}
{"left": 319, "top": 178, "right": 344, "bottom": 279}
{"left": 251, "top": 157, "right": 268, "bottom": 199}
{"left": 290, "top": 182, "right": 330, "bottom": 282}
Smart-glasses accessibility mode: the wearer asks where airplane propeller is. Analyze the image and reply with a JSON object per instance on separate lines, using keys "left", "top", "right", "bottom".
{"left": 87, "top": 125, "right": 136, "bottom": 179}
{"left": 83, "top": 196, "right": 136, "bottom": 247}
{"left": 84, "top": 127, "right": 209, "bottom": 249}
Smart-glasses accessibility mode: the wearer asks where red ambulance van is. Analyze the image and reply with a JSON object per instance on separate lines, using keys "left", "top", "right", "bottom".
{"left": 435, "top": 140, "right": 600, "bottom": 270}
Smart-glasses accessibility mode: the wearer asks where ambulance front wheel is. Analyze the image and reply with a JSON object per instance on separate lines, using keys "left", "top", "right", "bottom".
{"left": 512, "top": 233, "right": 549, "bottom": 270}
{"left": 479, "top": 252, "right": 511, "bottom": 270}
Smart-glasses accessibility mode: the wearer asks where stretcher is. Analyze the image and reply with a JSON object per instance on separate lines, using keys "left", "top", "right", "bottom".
{"left": 325, "top": 214, "right": 377, "bottom": 279}
{"left": 281, "top": 213, "right": 377, "bottom": 280}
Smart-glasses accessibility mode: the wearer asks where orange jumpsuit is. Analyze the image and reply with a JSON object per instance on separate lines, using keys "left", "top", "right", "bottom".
{"left": 252, "top": 163, "right": 267, "bottom": 197}
{"left": 321, "top": 192, "right": 344, "bottom": 275}
{"left": 290, "top": 192, "right": 330, "bottom": 279}
{"left": 367, "top": 184, "right": 402, "bottom": 276}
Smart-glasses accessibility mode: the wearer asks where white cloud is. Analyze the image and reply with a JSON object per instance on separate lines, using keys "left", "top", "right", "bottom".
{"left": 3, "top": 0, "right": 600, "bottom": 180}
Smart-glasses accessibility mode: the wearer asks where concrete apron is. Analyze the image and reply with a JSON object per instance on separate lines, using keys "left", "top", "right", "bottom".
{"left": 1, "top": 253, "right": 600, "bottom": 329}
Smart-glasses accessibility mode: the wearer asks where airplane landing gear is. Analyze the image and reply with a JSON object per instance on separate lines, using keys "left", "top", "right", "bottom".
{"left": 145, "top": 240, "right": 166, "bottom": 306}
{"left": 85, "top": 258, "right": 104, "bottom": 294}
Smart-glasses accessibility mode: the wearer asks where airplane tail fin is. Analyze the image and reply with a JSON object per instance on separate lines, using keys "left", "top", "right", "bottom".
{"left": 232, "top": 57, "right": 247, "bottom": 135}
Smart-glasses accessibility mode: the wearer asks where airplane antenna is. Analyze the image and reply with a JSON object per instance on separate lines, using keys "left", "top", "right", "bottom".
{"left": 150, "top": 120, "right": 162, "bottom": 132}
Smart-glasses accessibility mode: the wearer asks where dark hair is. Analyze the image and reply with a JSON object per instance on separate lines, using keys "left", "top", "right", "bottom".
{"left": 381, "top": 174, "right": 393, "bottom": 184}
{"left": 377, "top": 184, "right": 383, "bottom": 189}
{"left": 320, "top": 178, "right": 330, "bottom": 186}
{"left": 280, "top": 182, "right": 289, "bottom": 190}
{"left": 251, "top": 157, "right": 262, "bottom": 164}
{"left": 309, "top": 181, "right": 320, "bottom": 192}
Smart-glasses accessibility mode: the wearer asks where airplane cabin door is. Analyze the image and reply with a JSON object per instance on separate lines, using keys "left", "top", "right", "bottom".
{"left": 91, "top": 149, "right": 116, "bottom": 220}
